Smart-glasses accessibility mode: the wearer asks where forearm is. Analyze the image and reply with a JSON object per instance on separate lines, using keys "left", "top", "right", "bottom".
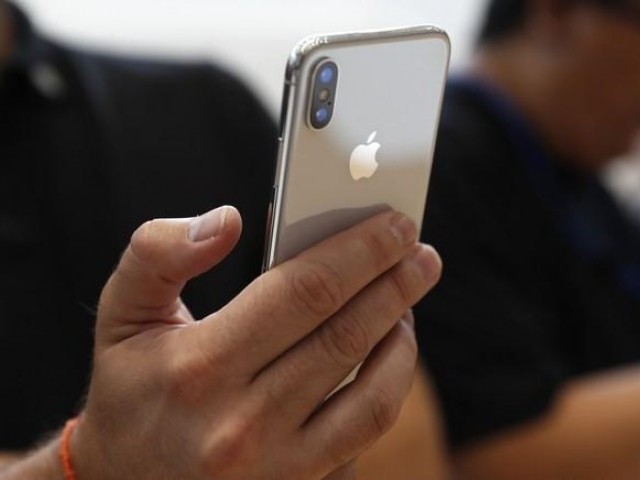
{"left": 0, "top": 452, "right": 23, "bottom": 470}
{"left": 456, "top": 366, "right": 640, "bottom": 480}
{"left": 0, "top": 439, "right": 62, "bottom": 480}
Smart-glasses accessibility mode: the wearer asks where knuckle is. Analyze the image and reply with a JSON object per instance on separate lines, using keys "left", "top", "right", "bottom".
{"left": 365, "top": 387, "right": 400, "bottom": 438}
{"left": 129, "top": 220, "right": 159, "bottom": 264}
{"left": 127, "top": 219, "right": 183, "bottom": 286}
{"left": 319, "top": 315, "right": 371, "bottom": 368}
{"left": 325, "top": 387, "right": 400, "bottom": 464}
{"left": 325, "top": 431, "right": 356, "bottom": 471}
{"left": 203, "top": 416, "right": 258, "bottom": 476}
{"left": 164, "top": 349, "right": 220, "bottom": 406}
{"left": 387, "top": 266, "right": 415, "bottom": 306}
{"left": 360, "top": 229, "right": 394, "bottom": 271}
{"left": 289, "top": 262, "right": 345, "bottom": 318}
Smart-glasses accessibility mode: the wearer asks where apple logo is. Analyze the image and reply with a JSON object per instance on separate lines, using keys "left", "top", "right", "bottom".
{"left": 349, "top": 131, "right": 381, "bottom": 181}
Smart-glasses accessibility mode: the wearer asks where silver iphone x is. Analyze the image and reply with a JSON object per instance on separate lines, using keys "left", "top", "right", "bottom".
{"left": 263, "top": 25, "right": 450, "bottom": 271}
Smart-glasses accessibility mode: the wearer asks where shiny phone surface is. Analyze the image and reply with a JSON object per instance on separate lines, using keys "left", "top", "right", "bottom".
{"left": 264, "top": 26, "right": 450, "bottom": 271}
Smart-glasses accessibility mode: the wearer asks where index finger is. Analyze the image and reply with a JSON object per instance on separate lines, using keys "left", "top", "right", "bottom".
{"left": 197, "top": 210, "right": 418, "bottom": 375}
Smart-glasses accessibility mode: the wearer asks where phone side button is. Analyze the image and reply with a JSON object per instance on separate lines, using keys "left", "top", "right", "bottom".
{"left": 261, "top": 185, "right": 278, "bottom": 273}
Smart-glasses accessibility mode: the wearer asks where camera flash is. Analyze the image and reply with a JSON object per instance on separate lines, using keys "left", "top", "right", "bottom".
{"left": 318, "top": 89, "right": 330, "bottom": 102}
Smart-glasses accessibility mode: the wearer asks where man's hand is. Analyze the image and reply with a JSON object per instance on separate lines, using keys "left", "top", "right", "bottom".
{"left": 69, "top": 205, "right": 440, "bottom": 480}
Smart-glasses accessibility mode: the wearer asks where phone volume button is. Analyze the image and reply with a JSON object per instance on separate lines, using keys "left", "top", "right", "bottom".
{"left": 273, "top": 136, "right": 284, "bottom": 186}
{"left": 261, "top": 185, "right": 279, "bottom": 273}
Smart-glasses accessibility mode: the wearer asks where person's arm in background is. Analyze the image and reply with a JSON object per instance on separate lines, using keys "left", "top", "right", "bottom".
{"left": 358, "top": 365, "right": 451, "bottom": 479}
{"left": 359, "top": 352, "right": 640, "bottom": 480}
{"left": 358, "top": 361, "right": 640, "bottom": 480}
{"left": 0, "top": 206, "right": 441, "bottom": 480}
{"left": 409, "top": 128, "right": 640, "bottom": 480}
{"left": 456, "top": 368, "right": 640, "bottom": 480}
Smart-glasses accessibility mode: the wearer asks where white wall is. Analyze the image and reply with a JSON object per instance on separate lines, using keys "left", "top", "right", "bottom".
{"left": 13, "top": 0, "right": 488, "bottom": 113}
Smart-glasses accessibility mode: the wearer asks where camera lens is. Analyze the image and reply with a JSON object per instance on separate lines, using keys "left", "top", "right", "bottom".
{"left": 318, "top": 65, "right": 334, "bottom": 84}
{"left": 309, "top": 60, "right": 337, "bottom": 129}
{"left": 315, "top": 107, "right": 329, "bottom": 124}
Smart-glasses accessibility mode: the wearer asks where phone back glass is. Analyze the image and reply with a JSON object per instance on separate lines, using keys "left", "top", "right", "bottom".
{"left": 265, "top": 27, "right": 450, "bottom": 269}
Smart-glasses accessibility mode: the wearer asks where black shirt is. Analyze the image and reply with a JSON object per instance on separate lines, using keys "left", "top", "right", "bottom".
{"left": 416, "top": 78, "right": 640, "bottom": 448}
{"left": 0, "top": 4, "right": 277, "bottom": 449}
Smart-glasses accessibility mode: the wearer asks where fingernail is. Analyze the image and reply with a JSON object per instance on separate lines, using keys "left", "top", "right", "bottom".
{"left": 188, "top": 206, "right": 229, "bottom": 242}
{"left": 411, "top": 244, "right": 441, "bottom": 282}
{"left": 390, "top": 214, "right": 418, "bottom": 246}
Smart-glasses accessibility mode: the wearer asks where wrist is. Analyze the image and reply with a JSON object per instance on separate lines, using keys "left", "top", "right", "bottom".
{"left": 0, "top": 437, "right": 63, "bottom": 480}
{"left": 70, "top": 414, "right": 110, "bottom": 480}
{"left": 61, "top": 419, "right": 80, "bottom": 480}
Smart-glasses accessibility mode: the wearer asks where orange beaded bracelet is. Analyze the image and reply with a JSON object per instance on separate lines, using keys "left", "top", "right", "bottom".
{"left": 60, "top": 418, "right": 80, "bottom": 480}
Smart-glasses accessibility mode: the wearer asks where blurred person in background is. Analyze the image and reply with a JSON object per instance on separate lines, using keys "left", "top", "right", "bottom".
{"left": 361, "top": 0, "right": 640, "bottom": 478}
{"left": 0, "top": 0, "right": 278, "bottom": 454}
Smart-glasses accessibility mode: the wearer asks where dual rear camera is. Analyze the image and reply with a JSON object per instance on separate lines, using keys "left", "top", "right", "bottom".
{"left": 310, "top": 60, "right": 338, "bottom": 129}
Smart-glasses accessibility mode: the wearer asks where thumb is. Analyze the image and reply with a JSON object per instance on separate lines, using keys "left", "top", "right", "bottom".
{"left": 97, "top": 205, "right": 242, "bottom": 346}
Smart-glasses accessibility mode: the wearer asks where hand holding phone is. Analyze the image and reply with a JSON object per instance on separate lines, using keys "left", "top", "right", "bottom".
{"left": 262, "top": 25, "right": 450, "bottom": 394}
